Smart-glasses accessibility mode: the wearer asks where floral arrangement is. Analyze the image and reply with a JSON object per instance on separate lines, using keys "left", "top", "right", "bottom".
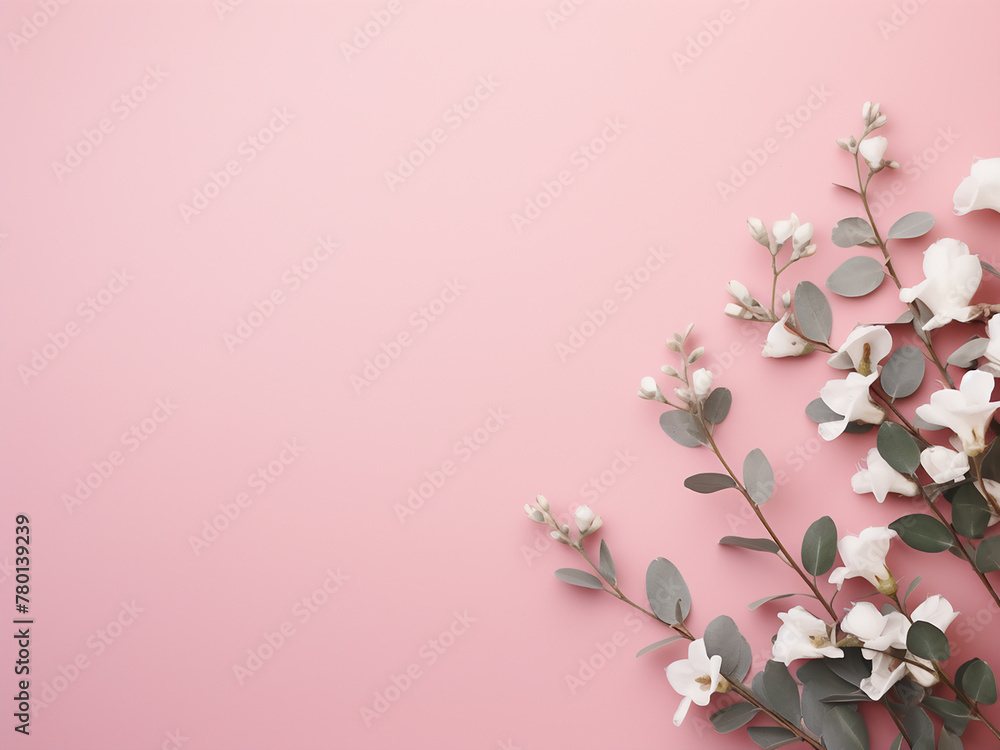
{"left": 524, "top": 103, "right": 1000, "bottom": 749}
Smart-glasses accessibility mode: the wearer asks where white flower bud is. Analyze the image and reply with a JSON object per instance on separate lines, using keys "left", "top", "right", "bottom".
{"left": 747, "top": 217, "right": 770, "bottom": 247}
{"left": 666, "top": 339, "right": 681, "bottom": 352}
{"left": 872, "top": 114, "right": 886, "bottom": 129}
{"left": 687, "top": 347, "right": 704, "bottom": 364}
{"left": 792, "top": 222, "right": 814, "bottom": 252}
{"left": 862, "top": 101, "right": 872, "bottom": 122}
{"left": 870, "top": 103, "right": 881, "bottom": 121}
{"left": 674, "top": 387, "right": 692, "bottom": 403}
{"left": 550, "top": 530, "right": 564, "bottom": 541}
{"left": 724, "top": 303, "right": 753, "bottom": 319}
{"left": 836, "top": 137, "right": 854, "bottom": 153}
{"left": 661, "top": 364, "right": 679, "bottom": 377}
{"left": 575, "top": 505, "right": 601, "bottom": 536}
{"left": 535, "top": 494, "right": 549, "bottom": 512}
{"left": 782, "top": 291, "right": 792, "bottom": 309}
{"left": 637, "top": 376, "right": 661, "bottom": 400}
{"left": 683, "top": 322, "right": 695, "bottom": 341}
{"left": 691, "top": 368, "right": 713, "bottom": 400}
{"left": 525, "top": 504, "right": 545, "bottom": 522}
{"left": 727, "top": 280, "right": 753, "bottom": 306}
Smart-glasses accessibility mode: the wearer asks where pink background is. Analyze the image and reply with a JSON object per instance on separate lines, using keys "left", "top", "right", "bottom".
{"left": 3, "top": 1, "right": 1000, "bottom": 748}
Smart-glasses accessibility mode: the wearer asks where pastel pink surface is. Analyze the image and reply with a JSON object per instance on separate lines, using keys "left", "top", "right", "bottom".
{"left": 2, "top": 1, "right": 1000, "bottom": 748}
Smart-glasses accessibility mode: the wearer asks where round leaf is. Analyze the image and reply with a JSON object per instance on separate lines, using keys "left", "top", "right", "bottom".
{"left": 823, "top": 704, "right": 870, "bottom": 750}
{"left": 952, "top": 484, "right": 991, "bottom": 539}
{"left": 710, "top": 702, "right": 759, "bottom": 733}
{"left": 795, "top": 281, "right": 833, "bottom": 344}
{"left": 888, "top": 211, "right": 935, "bottom": 240}
{"left": 958, "top": 658, "right": 998, "bottom": 705}
{"left": 743, "top": 448, "right": 775, "bottom": 504}
{"left": 554, "top": 568, "right": 604, "bottom": 590}
{"left": 889, "top": 514, "right": 954, "bottom": 553}
{"left": 645, "top": 558, "right": 691, "bottom": 625}
{"left": 684, "top": 473, "right": 738, "bottom": 494}
{"left": 880, "top": 346, "right": 926, "bottom": 399}
{"left": 907, "top": 620, "right": 950, "bottom": 661}
{"left": 763, "top": 660, "right": 801, "bottom": 725}
{"left": 947, "top": 338, "right": 989, "bottom": 369}
{"left": 704, "top": 615, "right": 752, "bottom": 680}
{"left": 746, "top": 727, "right": 799, "bottom": 749}
{"left": 827, "top": 256, "right": 885, "bottom": 297}
{"left": 975, "top": 536, "right": 1000, "bottom": 572}
{"left": 659, "top": 409, "right": 708, "bottom": 448}
{"left": 831, "top": 217, "right": 875, "bottom": 248}
{"left": 876, "top": 422, "right": 920, "bottom": 475}
{"left": 802, "top": 516, "right": 838, "bottom": 576}
{"left": 703, "top": 387, "right": 733, "bottom": 424}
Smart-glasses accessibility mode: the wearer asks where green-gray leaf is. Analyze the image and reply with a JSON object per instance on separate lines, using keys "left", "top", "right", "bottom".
{"left": 744, "top": 448, "right": 775, "bottom": 504}
{"left": 554, "top": 568, "right": 604, "bottom": 589}
{"left": 952, "top": 484, "right": 991, "bottom": 539}
{"left": 983, "top": 259, "right": 1000, "bottom": 279}
{"left": 646, "top": 558, "right": 691, "bottom": 625}
{"left": 939, "top": 729, "right": 964, "bottom": 750}
{"left": 806, "top": 397, "right": 842, "bottom": 423}
{"left": 684, "top": 473, "right": 738, "bottom": 493}
{"left": 748, "top": 593, "right": 811, "bottom": 611}
{"left": 975, "top": 536, "right": 1000, "bottom": 572}
{"left": 832, "top": 217, "right": 876, "bottom": 248}
{"left": 763, "top": 660, "right": 801, "bottom": 725}
{"left": 746, "top": 727, "right": 799, "bottom": 749}
{"left": 795, "top": 281, "right": 833, "bottom": 343}
{"left": 880, "top": 346, "right": 926, "bottom": 399}
{"left": 704, "top": 387, "right": 733, "bottom": 424}
{"left": 888, "top": 211, "right": 935, "bottom": 240}
{"left": 720, "top": 536, "right": 780, "bottom": 554}
{"left": 877, "top": 422, "right": 920, "bottom": 475}
{"left": 659, "top": 410, "right": 708, "bottom": 448}
{"left": 802, "top": 515, "right": 838, "bottom": 576}
{"left": 922, "top": 696, "right": 970, "bottom": 735}
{"left": 823, "top": 704, "right": 870, "bottom": 750}
{"left": 598, "top": 539, "right": 616, "bottom": 586}
{"left": 889, "top": 735, "right": 902, "bottom": 750}
{"left": 957, "top": 658, "right": 998, "bottom": 705}
{"left": 948, "top": 338, "right": 989, "bottom": 369}
{"left": 903, "top": 576, "right": 923, "bottom": 608}
{"left": 890, "top": 515, "right": 954, "bottom": 553}
{"left": 710, "top": 702, "right": 759, "bottom": 733}
{"left": 827, "top": 256, "right": 885, "bottom": 297}
{"left": 634, "top": 635, "right": 684, "bottom": 658}
{"left": 704, "top": 615, "right": 753, "bottom": 681}
{"left": 907, "top": 621, "right": 950, "bottom": 661}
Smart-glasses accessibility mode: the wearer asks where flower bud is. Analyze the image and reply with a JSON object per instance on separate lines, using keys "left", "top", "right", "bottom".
{"left": 525, "top": 504, "right": 545, "bottom": 523}
{"left": 688, "top": 347, "right": 704, "bottom": 364}
{"left": 782, "top": 291, "right": 792, "bottom": 309}
{"left": 637, "top": 376, "right": 661, "bottom": 400}
{"left": 872, "top": 114, "right": 887, "bottom": 129}
{"left": 792, "top": 222, "right": 814, "bottom": 252}
{"left": 724, "top": 303, "right": 753, "bottom": 320}
{"left": 683, "top": 322, "right": 696, "bottom": 341}
{"left": 575, "top": 505, "right": 602, "bottom": 536}
{"left": 674, "top": 386, "right": 692, "bottom": 403}
{"left": 747, "top": 217, "right": 770, "bottom": 247}
{"left": 691, "top": 368, "right": 713, "bottom": 400}
{"left": 666, "top": 339, "right": 681, "bottom": 352}
{"left": 727, "top": 280, "right": 753, "bottom": 306}
{"left": 862, "top": 101, "right": 872, "bottom": 122}
{"left": 661, "top": 364, "right": 679, "bottom": 378}
{"left": 535, "top": 494, "right": 550, "bottom": 512}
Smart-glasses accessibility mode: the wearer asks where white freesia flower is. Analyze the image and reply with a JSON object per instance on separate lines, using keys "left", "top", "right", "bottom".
{"left": 841, "top": 602, "right": 909, "bottom": 699}
{"left": 954, "top": 157, "right": 1000, "bottom": 216}
{"left": 762, "top": 313, "right": 812, "bottom": 358}
{"left": 859, "top": 136, "right": 888, "bottom": 170}
{"left": 982, "top": 316, "right": 1000, "bottom": 376}
{"left": 907, "top": 595, "right": 960, "bottom": 687}
{"left": 666, "top": 639, "right": 723, "bottom": 726}
{"left": 828, "top": 527, "right": 897, "bottom": 594}
{"left": 637, "top": 376, "right": 661, "bottom": 401}
{"left": 691, "top": 368, "right": 713, "bottom": 401}
{"left": 772, "top": 607, "right": 844, "bottom": 666}
{"left": 899, "top": 238, "right": 982, "bottom": 331}
{"left": 747, "top": 217, "right": 771, "bottom": 248}
{"left": 818, "top": 372, "right": 885, "bottom": 441}
{"left": 773, "top": 213, "right": 802, "bottom": 245}
{"left": 827, "top": 325, "right": 892, "bottom": 373}
{"left": 851, "top": 448, "right": 920, "bottom": 503}
{"left": 919, "top": 446, "right": 970, "bottom": 484}
{"left": 915, "top": 369, "right": 1000, "bottom": 456}
{"left": 574, "top": 505, "right": 602, "bottom": 536}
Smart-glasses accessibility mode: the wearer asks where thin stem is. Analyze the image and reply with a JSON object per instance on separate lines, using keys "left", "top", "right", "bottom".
{"left": 870, "top": 383, "right": 930, "bottom": 447}
{"left": 881, "top": 697, "right": 915, "bottom": 748}
{"left": 937, "top": 669, "right": 1000, "bottom": 742}
{"left": 971, "top": 453, "right": 1000, "bottom": 519}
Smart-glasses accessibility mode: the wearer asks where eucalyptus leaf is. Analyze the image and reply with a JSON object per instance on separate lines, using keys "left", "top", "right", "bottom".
{"left": 744, "top": 448, "right": 775, "bottom": 504}
{"left": 634, "top": 635, "right": 684, "bottom": 658}
{"left": 823, "top": 704, "right": 870, "bottom": 750}
{"left": 684, "top": 473, "right": 738, "bottom": 494}
{"left": 889, "top": 515, "right": 954, "bottom": 553}
{"left": 907, "top": 621, "right": 950, "bottom": 661}
{"left": 913, "top": 414, "right": 946, "bottom": 431}
{"left": 746, "top": 726, "right": 799, "bottom": 749}
{"left": 763, "top": 660, "right": 801, "bottom": 725}
{"left": 748, "top": 593, "right": 810, "bottom": 611}
{"left": 880, "top": 346, "right": 926, "bottom": 399}
{"left": 832, "top": 217, "right": 876, "bottom": 248}
{"left": 802, "top": 515, "right": 838, "bottom": 576}
{"left": 825, "top": 648, "right": 872, "bottom": 688}
{"left": 704, "top": 387, "right": 733, "bottom": 424}
{"left": 957, "top": 658, "right": 998, "bottom": 705}
{"left": 980, "top": 439, "right": 1000, "bottom": 482}
{"left": 801, "top": 682, "right": 835, "bottom": 735}
{"left": 660, "top": 410, "right": 708, "bottom": 448}
{"left": 704, "top": 615, "right": 752, "bottom": 680}
{"left": 645, "top": 558, "right": 691, "bottom": 625}
{"left": 806, "top": 398, "right": 842, "bottom": 423}
{"left": 952, "top": 484, "right": 991, "bottom": 539}
{"left": 827, "top": 256, "right": 885, "bottom": 297}
{"left": 903, "top": 576, "right": 923, "bottom": 609}
{"left": 939, "top": 729, "right": 963, "bottom": 750}
{"left": 922, "top": 696, "right": 970, "bottom": 735}
{"left": 888, "top": 211, "right": 935, "bottom": 240}
{"left": 709, "top": 702, "right": 760, "bottom": 733}
{"left": 795, "top": 281, "right": 833, "bottom": 343}
{"left": 947, "top": 338, "right": 989, "bottom": 369}
{"left": 982, "top": 259, "right": 1000, "bottom": 279}
{"left": 975, "top": 536, "right": 1000, "bottom": 572}
{"left": 877, "top": 422, "right": 920, "bottom": 475}
{"left": 895, "top": 704, "right": 934, "bottom": 750}
{"left": 719, "top": 536, "right": 780, "bottom": 554}
{"left": 554, "top": 568, "right": 604, "bottom": 590}
{"left": 889, "top": 735, "right": 902, "bottom": 750}
{"left": 598, "top": 539, "right": 616, "bottom": 586}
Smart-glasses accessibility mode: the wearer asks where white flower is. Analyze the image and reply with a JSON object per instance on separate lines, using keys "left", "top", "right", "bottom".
{"left": 762, "top": 313, "right": 812, "bottom": 358}
{"left": 859, "top": 136, "right": 888, "bottom": 170}
{"left": 915, "top": 369, "right": 1000, "bottom": 456}
{"left": 827, "top": 325, "right": 893, "bottom": 373}
{"left": 772, "top": 607, "right": 844, "bottom": 666}
{"left": 954, "top": 157, "right": 1000, "bottom": 216}
{"left": 841, "top": 602, "right": 910, "bottom": 699}
{"left": 851, "top": 448, "right": 920, "bottom": 503}
{"left": 691, "top": 368, "right": 713, "bottom": 400}
{"left": 666, "top": 639, "right": 723, "bottom": 726}
{"left": 982, "top": 316, "right": 1000, "bottom": 376}
{"left": 727, "top": 280, "right": 753, "bottom": 306}
{"left": 637, "top": 376, "right": 662, "bottom": 401}
{"left": 899, "top": 238, "right": 982, "bottom": 331}
{"left": 907, "top": 595, "right": 959, "bottom": 687}
{"left": 574, "top": 505, "right": 602, "bottom": 536}
{"left": 818, "top": 372, "right": 885, "bottom": 441}
{"left": 828, "top": 527, "right": 897, "bottom": 594}
{"left": 773, "top": 213, "right": 802, "bottom": 245}
{"left": 724, "top": 302, "right": 754, "bottom": 320}
{"left": 919, "top": 446, "right": 970, "bottom": 484}
{"left": 535, "top": 494, "right": 550, "bottom": 512}
{"left": 792, "top": 222, "right": 814, "bottom": 252}
{"left": 524, "top": 504, "right": 545, "bottom": 522}
{"left": 747, "top": 217, "right": 771, "bottom": 249}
